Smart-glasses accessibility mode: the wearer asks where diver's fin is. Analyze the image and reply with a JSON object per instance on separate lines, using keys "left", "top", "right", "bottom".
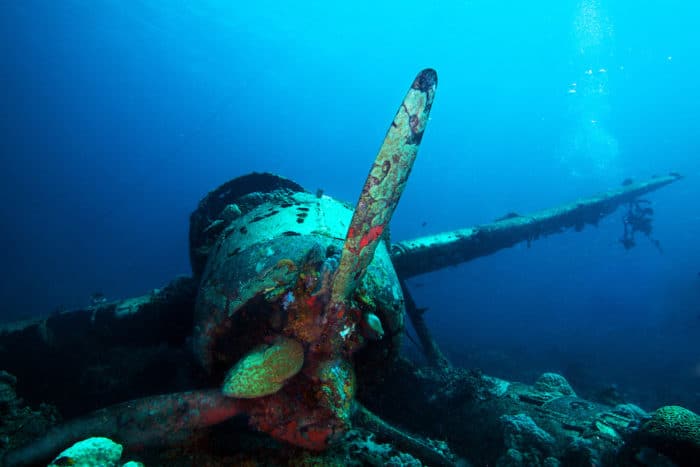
{"left": 330, "top": 69, "right": 437, "bottom": 306}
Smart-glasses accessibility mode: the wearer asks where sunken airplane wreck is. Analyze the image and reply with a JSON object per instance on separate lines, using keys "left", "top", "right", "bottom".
{"left": 0, "top": 70, "right": 692, "bottom": 466}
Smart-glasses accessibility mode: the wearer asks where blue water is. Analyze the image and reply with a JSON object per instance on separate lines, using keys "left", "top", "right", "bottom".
{"left": 1, "top": 1, "right": 699, "bottom": 410}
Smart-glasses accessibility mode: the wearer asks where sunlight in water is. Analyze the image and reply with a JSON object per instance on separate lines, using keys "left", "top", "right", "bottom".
{"left": 561, "top": 0, "right": 620, "bottom": 180}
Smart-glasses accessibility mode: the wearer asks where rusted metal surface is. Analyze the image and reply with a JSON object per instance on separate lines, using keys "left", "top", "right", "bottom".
{"left": 330, "top": 69, "right": 437, "bottom": 307}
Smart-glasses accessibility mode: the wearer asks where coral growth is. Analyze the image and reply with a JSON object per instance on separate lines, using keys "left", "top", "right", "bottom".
{"left": 222, "top": 337, "right": 304, "bottom": 398}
